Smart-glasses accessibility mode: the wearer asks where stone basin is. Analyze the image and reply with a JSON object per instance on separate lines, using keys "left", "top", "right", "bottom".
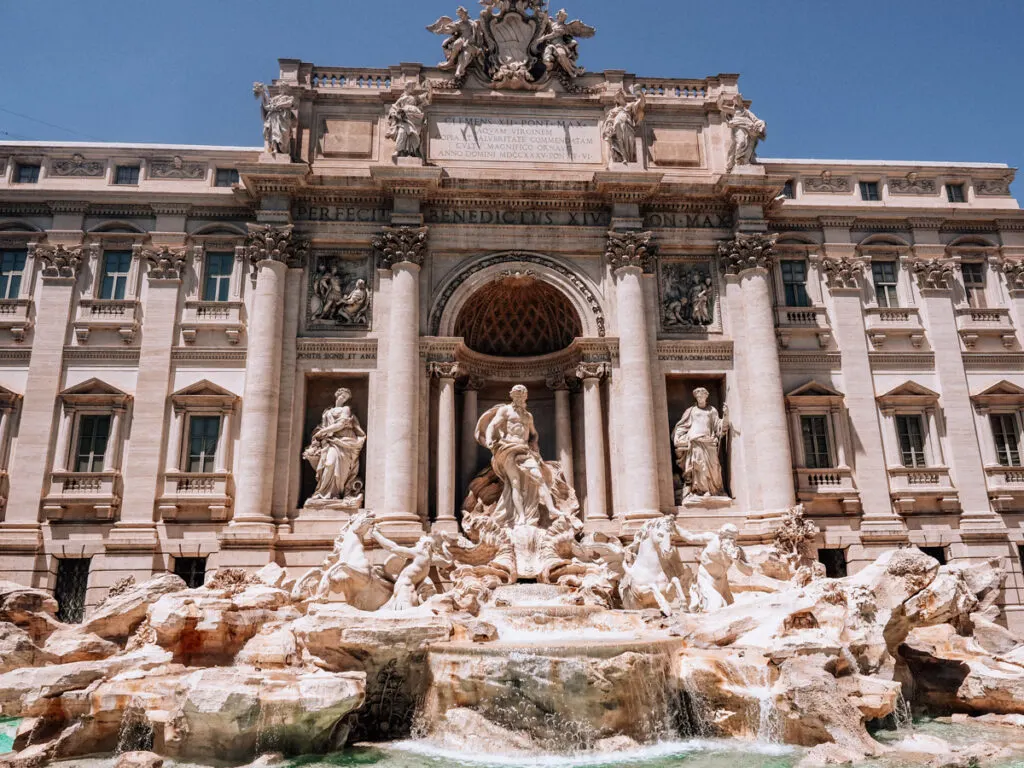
{"left": 421, "top": 636, "right": 685, "bottom": 750}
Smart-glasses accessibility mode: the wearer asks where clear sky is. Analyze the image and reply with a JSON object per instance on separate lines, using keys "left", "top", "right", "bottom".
{"left": 1, "top": 0, "right": 1021, "bottom": 197}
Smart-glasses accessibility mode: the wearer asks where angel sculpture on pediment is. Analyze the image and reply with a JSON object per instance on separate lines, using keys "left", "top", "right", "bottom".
{"left": 427, "top": 7, "right": 486, "bottom": 81}
{"left": 536, "top": 9, "right": 595, "bottom": 80}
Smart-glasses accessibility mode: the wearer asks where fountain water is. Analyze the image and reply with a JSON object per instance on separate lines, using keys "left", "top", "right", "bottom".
{"left": 115, "top": 701, "right": 154, "bottom": 755}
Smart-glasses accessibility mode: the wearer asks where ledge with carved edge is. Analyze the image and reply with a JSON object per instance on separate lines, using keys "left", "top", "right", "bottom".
{"left": 794, "top": 467, "right": 861, "bottom": 512}
{"left": 180, "top": 300, "right": 246, "bottom": 345}
{"left": 775, "top": 305, "right": 832, "bottom": 349}
{"left": 42, "top": 471, "right": 122, "bottom": 521}
{"left": 433, "top": 337, "right": 613, "bottom": 385}
{"left": 863, "top": 306, "right": 927, "bottom": 350}
{"left": 158, "top": 472, "right": 233, "bottom": 522}
{"left": 0, "top": 299, "right": 32, "bottom": 342}
{"left": 888, "top": 466, "right": 959, "bottom": 514}
{"left": 72, "top": 299, "right": 141, "bottom": 345}
{"left": 985, "top": 466, "right": 1024, "bottom": 512}
{"left": 955, "top": 307, "right": 1017, "bottom": 350}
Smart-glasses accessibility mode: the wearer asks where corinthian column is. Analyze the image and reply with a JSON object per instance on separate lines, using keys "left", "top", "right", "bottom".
{"left": 226, "top": 226, "right": 306, "bottom": 548}
{"left": 460, "top": 376, "right": 483, "bottom": 495}
{"left": 720, "top": 233, "right": 796, "bottom": 514}
{"left": 374, "top": 226, "right": 429, "bottom": 537}
{"left": 607, "top": 230, "right": 661, "bottom": 523}
{"left": 430, "top": 361, "right": 460, "bottom": 534}
{"left": 577, "top": 362, "right": 610, "bottom": 525}
{"left": 547, "top": 372, "right": 574, "bottom": 483}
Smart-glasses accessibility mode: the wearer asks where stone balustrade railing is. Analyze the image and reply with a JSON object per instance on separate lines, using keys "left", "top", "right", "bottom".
{"left": 309, "top": 68, "right": 393, "bottom": 91}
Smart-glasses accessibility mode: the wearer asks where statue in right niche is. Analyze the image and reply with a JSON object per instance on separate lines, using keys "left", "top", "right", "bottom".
{"left": 304, "top": 387, "right": 366, "bottom": 507}
{"left": 672, "top": 387, "right": 729, "bottom": 499}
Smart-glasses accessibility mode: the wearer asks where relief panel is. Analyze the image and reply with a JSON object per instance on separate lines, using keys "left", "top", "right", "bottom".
{"left": 306, "top": 250, "right": 372, "bottom": 332}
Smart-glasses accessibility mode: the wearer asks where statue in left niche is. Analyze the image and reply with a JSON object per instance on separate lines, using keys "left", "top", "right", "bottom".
{"left": 253, "top": 82, "right": 295, "bottom": 157}
{"left": 427, "top": 7, "right": 485, "bottom": 81}
{"left": 386, "top": 81, "right": 432, "bottom": 160}
{"left": 303, "top": 387, "right": 366, "bottom": 507}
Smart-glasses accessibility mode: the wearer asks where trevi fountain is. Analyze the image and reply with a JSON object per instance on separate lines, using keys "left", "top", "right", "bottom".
{"left": 3, "top": 2, "right": 1024, "bottom": 768}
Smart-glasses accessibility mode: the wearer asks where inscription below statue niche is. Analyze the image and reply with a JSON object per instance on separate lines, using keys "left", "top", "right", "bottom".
{"left": 661, "top": 264, "right": 714, "bottom": 330}
{"left": 428, "top": 1, "right": 595, "bottom": 91}
{"left": 309, "top": 255, "right": 370, "bottom": 328}
{"left": 303, "top": 388, "right": 366, "bottom": 509}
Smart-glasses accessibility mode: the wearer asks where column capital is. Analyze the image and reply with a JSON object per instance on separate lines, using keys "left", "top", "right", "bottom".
{"left": 821, "top": 255, "right": 867, "bottom": 293}
{"left": 244, "top": 224, "right": 308, "bottom": 270}
{"left": 909, "top": 257, "right": 956, "bottom": 291}
{"left": 141, "top": 246, "right": 188, "bottom": 281}
{"left": 428, "top": 361, "right": 462, "bottom": 380}
{"left": 576, "top": 361, "right": 610, "bottom": 381}
{"left": 460, "top": 374, "right": 485, "bottom": 392}
{"left": 373, "top": 225, "right": 429, "bottom": 269}
{"left": 718, "top": 232, "right": 778, "bottom": 277}
{"left": 36, "top": 244, "right": 84, "bottom": 281}
{"left": 606, "top": 229, "right": 656, "bottom": 274}
{"left": 995, "top": 255, "right": 1024, "bottom": 291}
{"left": 545, "top": 371, "right": 572, "bottom": 391}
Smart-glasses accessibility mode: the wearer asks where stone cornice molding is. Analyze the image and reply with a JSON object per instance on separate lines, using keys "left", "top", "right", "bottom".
{"left": 372, "top": 225, "right": 429, "bottom": 269}
{"left": 606, "top": 230, "right": 656, "bottom": 273}
{"left": 47, "top": 201, "right": 90, "bottom": 216}
{"left": 821, "top": 255, "right": 866, "bottom": 292}
{"left": 244, "top": 224, "right": 308, "bottom": 270}
{"left": 150, "top": 203, "right": 193, "bottom": 217}
{"left": 576, "top": 361, "right": 610, "bottom": 381}
{"left": 817, "top": 216, "right": 858, "bottom": 230}
{"left": 718, "top": 232, "right": 778, "bottom": 276}
{"left": 142, "top": 246, "right": 189, "bottom": 281}
{"left": 369, "top": 164, "right": 443, "bottom": 198}
{"left": 907, "top": 217, "right": 946, "bottom": 231}
{"left": 909, "top": 258, "right": 956, "bottom": 291}
{"left": 36, "top": 244, "right": 84, "bottom": 281}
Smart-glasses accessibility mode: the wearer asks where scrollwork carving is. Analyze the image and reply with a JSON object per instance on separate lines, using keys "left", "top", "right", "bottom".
{"left": 996, "top": 256, "right": 1024, "bottom": 291}
{"left": 803, "top": 171, "right": 851, "bottom": 194}
{"left": 889, "top": 174, "right": 937, "bottom": 195}
{"left": 245, "top": 225, "right": 308, "bottom": 270}
{"left": 910, "top": 258, "right": 956, "bottom": 291}
{"left": 718, "top": 233, "right": 777, "bottom": 276}
{"left": 575, "top": 361, "right": 609, "bottom": 381}
{"left": 976, "top": 178, "right": 1012, "bottom": 196}
{"left": 36, "top": 244, "right": 84, "bottom": 279}
{"left": 51, "top": 154, "right": 104, "bottom": 178}
{"left": 429, "top": 361, "right": 462, "bottom": 379}
{"left": 372, "top": 226, "right": 429, "bottom": 269}
{"left": 148, "top": 156, "right": 205, "bottom": 181}
{"left": 821, "top": 256, "right": 865, "bottom": 291}
{"left": 142, "top": 246, "right": 188, "bottom": 280}
{"left": 606, "top": 230, "right": 655, "bottom": 273}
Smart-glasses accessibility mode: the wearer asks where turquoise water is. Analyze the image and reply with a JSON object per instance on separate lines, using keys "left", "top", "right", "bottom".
{"left": 0, "top": 717, "right": 19, "bottom": 754}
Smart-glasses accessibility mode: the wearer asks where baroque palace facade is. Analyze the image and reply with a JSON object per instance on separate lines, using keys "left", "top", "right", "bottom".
{"left": 1, "top": 2, "right": 1024, "bottom": 629}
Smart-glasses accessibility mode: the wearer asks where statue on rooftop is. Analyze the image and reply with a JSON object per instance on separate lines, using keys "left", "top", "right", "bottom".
{"left": 427, "top": 7, "right": 486, "bottom": 82}
{"left": 253, "top": 82, "right": 295, "bottom": 157}
{"left": 386, "top": 81, "right": 432, "bottom": 160}
{"left": 604, "top": 88, "right": 646, "bottom": 165}
{"left": 725, "top": 97, "right": 767, "bottom": 172}
{"left": 537, "top": 9, "right": 596, "bottom": 80}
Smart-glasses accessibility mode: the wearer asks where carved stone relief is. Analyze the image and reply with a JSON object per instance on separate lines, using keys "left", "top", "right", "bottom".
{"left": 976, "top": 178, "right": 1012, "bottom": 196}
{"left": 803, "top": 171, "right": 852, "bottom": 193}
{"left": 889, "top": 174, "right": 937, "bottom": 195}
{"left": 148, "top": 156, "right": 206, "bottom": 180}
{"left": 51, "top": 154, "right": 104, "bottom": 178}
{"left": 659, "top": 262, "right": 716, "bottom": 332}
{"left": 307, "top": 251, "right": 372, "bottom": 330}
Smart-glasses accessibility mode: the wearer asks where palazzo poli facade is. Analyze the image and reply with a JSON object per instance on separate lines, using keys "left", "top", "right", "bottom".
{"left": 1, "top": 2, "right": 1024, "bottom": 629}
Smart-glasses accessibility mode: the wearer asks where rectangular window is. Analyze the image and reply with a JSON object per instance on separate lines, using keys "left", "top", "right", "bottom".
{"left": 75, "top": 414, "right": 111, "bottom": 473}
{"left": 0, "top": 249, "right": 27, "bottom": 300}
{"left": 919, "top": 546, "right": 948, "bottom": 565}
{"left": 15, "top": 164, "right": 40, "bottom": 184}
{"left": 114, "top": 165, "right": 140, "bottom": 185}
{"left": 860, "top": 181, "right": 880, "bottom": 201}
{"left": 895, "top": 414, "right": 928, "bottom": 468}
{"left": 991, "top": 413, "right": 1021, "bottom": 467}
{"left": 202, "top": 253, "right": 233, "bottom": 302}
{"left": 187, "top": 415, "right": 221, "bottom": 473}
{"left": 781, "top": 180, "right": 795, "bottom": 199}
{"left": 100, "top": 251, "right": 132, "bottom": 300}
{"left": 818, "top": 548, "right": 847, "bottom": 578}
{"left": 215, "top": 168, "right": 239, "bottom": 188}
{"left": 173, "top": 557, "right": 208, "bottom": 589}
{"left": 54, "top": 558, "right": 91, "bottom": 624}
{"left": 780, "top": 260, "right": 810, "bottom": 307}
{"left": 801, "top": 415, "right": 833, "bottom": 469}
{"left": 946, "top": 184, "right": 966, "bottom": 203}
{"left": 961, "top": 262, "right": 987, "bottom": 308}
{"left": 872, "top": 261, "right": 899, "bottom": 308}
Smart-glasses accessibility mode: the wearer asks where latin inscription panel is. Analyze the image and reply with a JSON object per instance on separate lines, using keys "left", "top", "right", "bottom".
{"left": 429, "top": 116, "right": 602, "bottom": 163}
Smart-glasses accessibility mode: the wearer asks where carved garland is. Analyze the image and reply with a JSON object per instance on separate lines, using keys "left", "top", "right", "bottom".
{"left": 429, "top": 251, "right": 606, "bottom": 337}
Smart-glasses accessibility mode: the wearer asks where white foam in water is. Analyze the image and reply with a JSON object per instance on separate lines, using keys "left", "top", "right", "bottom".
{"left": 387, "top": 738, "right": 793, "bottom": 767}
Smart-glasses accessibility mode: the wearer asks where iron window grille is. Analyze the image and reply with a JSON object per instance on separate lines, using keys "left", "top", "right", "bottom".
{"left": 54, "top": 558, "right": 91, "bottom": 623}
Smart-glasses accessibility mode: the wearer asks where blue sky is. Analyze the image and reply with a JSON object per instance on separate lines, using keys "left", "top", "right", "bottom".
{"left": 1, "top": 0, "right": 1021, "bottom": 197}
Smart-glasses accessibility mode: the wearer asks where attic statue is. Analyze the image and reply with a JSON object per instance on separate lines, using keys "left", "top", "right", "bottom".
{"left": 253, "top": 82, "right": 294, "bottom": 156}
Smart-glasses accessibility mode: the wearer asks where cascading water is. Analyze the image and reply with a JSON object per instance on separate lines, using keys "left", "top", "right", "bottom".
{"left": 115, "top": 700, "right": 154, "bottom": 754}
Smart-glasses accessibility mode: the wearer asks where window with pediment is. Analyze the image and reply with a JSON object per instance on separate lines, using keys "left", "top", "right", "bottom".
{"left": 54, "top": 379, "right": 131, "bottom": 475}
{"left": 877, "top": 382, "right": 945, "bottom": 469}
{"left": 971, "top": 381, "right": 1024, "bottom": 470}
{"left": 785, "top": 381, "right": 849, "bottom": 470}
{"left": 168, "top": 380, "right": 239, "bottom": 475}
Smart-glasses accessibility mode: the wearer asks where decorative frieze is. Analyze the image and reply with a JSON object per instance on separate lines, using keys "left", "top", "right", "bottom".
{"left": 308, "top": 251, "right": 371, "bottom": 330}
{"left": 659, "top": 262, "right": 715, "bottom": 331}
{"left": 372, "top": 226, "right": 429, "bottom": 268}
{"left": 36, "top": 245, "right": 84, "bottom": 280}
{"left": 142, "top": 247, "right": 188, "bottom": 280}
{"left": 909, "top": 258, "right": 956, "bottom": 291}
{"left": 244, "top": 224, "right": 308, "bottom": 268}
{"left": 718, "top": 232, "right": 777, "bottom": 276}
{"left": 888, "top": 174, "right": 937, "bottom": 195}
{"left": 803, "top": 171, "right": 851, "bottom": 193}
{"left": 51, "top": 154, "right": 104, "bottom": 178}
{"left": 820, "top": 256, "right": 865, "bottom": 291}
{"left": 148, "top": 156, "right": 206, "bottom": 180}
{"left": 606, "top": 230, "right": 655, "bottom": 273}
{"left": 976, "top": 178, "right": 1012, "bottom": 197}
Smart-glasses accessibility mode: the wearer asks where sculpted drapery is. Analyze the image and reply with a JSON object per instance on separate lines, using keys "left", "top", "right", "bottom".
{"left": 672, "top": 387, "right": 728, "bottom": 498}
{"left": 304, "top": 388, "right": 366, "bottom": 503}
